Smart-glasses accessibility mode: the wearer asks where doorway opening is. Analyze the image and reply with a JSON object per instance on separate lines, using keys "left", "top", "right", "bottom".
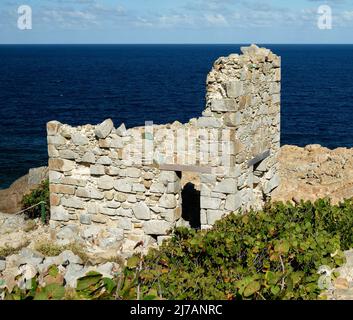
{"left": 180, "top": 171, "right": 201, "bottom": 229}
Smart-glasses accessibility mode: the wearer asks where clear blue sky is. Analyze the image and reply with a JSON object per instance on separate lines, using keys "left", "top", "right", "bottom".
{"left": 1, "top": 0, "right": 353, "bottom": 44}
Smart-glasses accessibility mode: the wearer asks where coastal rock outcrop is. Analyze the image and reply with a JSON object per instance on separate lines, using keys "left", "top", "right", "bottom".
{"left": 0, "top": 167, "right": 48, "bottom": 214}
{"left": 272, "top": 145, "right": 353, "bottom": 204}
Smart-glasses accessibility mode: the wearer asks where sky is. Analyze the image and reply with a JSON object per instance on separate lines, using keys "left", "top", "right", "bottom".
{"left": 1, "top": 0, "right": 353, "bottom": 44}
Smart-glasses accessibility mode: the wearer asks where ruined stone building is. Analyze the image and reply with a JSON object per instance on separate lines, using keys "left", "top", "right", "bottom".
{"left": 46, "top": 44, "right": 281, "bottom": 256}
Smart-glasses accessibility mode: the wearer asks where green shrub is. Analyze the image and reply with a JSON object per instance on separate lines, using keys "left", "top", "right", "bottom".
{"left": 4, "top": 198, "right": 353, "bottom": 300}
{"left": 21, "top": 179, "right": 50, "bottom": 222}
{"left": 124, "top": 199, "right": 353, "bottom": 300}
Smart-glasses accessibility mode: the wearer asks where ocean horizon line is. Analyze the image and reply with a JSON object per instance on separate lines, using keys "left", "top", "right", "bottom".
{"left": 1, "top": 43, "right": 353, "bottom": 46}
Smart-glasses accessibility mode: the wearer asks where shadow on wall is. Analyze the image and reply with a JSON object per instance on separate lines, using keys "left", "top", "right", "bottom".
{"left": 181, "top": 182, "right": 201, "bottom": 229}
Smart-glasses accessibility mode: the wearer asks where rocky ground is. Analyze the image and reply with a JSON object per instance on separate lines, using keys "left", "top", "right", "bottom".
{"left": 0, "top": 213, "right": 123, "bottom": 295}
{"left": 273, "top": 144, "right": 353, "bottom": 204}
{"left": 0, "top": 167, "right": 48, "bottom": 213}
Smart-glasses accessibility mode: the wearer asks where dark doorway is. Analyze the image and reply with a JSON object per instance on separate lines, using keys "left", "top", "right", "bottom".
{"left": 181, "top": 182, "right": 201, "bottom": 229}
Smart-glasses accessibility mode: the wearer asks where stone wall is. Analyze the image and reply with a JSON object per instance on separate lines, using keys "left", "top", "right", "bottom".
{"left": 46, "top": 44, "right": 281, "bottom": 257}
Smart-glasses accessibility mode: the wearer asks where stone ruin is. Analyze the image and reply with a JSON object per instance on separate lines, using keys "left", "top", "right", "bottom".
{"left": 46, "top": 44, "right": 281, "bottom": 257}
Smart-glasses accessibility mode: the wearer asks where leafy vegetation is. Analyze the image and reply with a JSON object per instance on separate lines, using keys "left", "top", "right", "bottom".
{"left": 21, "top": 179, "right": 50, "bottom": 222}
{"left": 3, "top": 198, "right": 353, "bottom": 300}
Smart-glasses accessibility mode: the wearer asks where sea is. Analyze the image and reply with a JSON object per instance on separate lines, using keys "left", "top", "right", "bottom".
{"left": 0, "top": 44, "right": 353, "bottom": 189}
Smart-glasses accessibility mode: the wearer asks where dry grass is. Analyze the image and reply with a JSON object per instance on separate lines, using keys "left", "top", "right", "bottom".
{"left": 64, "top": 243, "right": 90, "bottom": 264}
{"left": 0, "top": 241, "right": 31, "bottom": 258}
{"left": 23, "top": 220, "right": 38, "bottom": 233}
{"left": 35, "top": 242, "right": 64, "bottom": 257}
{"left": 101, "top": 255, "right": 125, "bottom": 268}
{"left": 35, "top": 242, "right": 90, "bottom": 264}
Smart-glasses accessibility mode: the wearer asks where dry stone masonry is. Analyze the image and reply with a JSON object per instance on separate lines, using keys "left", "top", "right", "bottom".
{"left": 46, "top": 44, "right": 281, "bottom": 257}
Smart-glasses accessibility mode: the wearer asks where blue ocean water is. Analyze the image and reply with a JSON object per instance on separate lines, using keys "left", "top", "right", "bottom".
{"left": 0, "top": 44, "right": 353, "bottom": 189}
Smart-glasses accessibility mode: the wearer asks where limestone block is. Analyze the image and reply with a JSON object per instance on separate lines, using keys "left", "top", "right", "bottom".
{"left": 274, "top": 68, "right": 281, "bottom": 81}
{"left": 98, "top": 139, "right": 110, "bottom": 148}
{"left": 116, "top": 193, "right": 127, "bottom": 202}
{"left": 143, "top": 172, "right": 154, "bottom": 180}
{"left": 71, "top": 132, "right": 89, "bottom": 146}
{"left": 150, "top": 182, "right": 165, "bottom": 194}
{"left": 143, "top": 220, "right": 171, "bottom": 235}
{"left": 225, "top": 193, "right": 242, "bottom": 211}
{"left": 91, "top": 215, "right": 107, "bottom": 224}
{"left": 76, "top": 187, "right": 104, "bottom": 200}
{"left": 107, "top": 167, "right": 119, "bottom": 176}
{"left": 87, "top": 202, "right": 99, "bottom": 214}
{"left": 226, "top": 81, "right": 244, "bottom": 98}
{"left": 167, "top": 181, "right": 180, "bottom": 194}
{"left": 81, "top": 225, "right": 103, "bottom": 239}
{"left": 47, "top": 135, "right": 67, "bottom": 146}
{"left": 201, "top": 174, "right": 217, "bottom": 184}
{"left": 127, "top": 195, "right": 137, "bottom": 203}
{"left": 95, "top": 119, "right": 114, "bottom": 139}
{"left": 214, "top": 179, "right": 237, "bottom": 194}
{"left": 201, "top": 197, "right": 221, "bottom": 210}
{"left": 51, "top": 206, "right": 70, "bottom": 222}
{"left": 207, "top": 210, "right": 225, "bottom": 225}
{"left": 110, "top": 137, "right": 123, "bottom": 148}
{"left": 200, "top": 210, "right": 207, "bottom": 225}
{"left": 98, "top": 176, "right": 114, "bottom": 190}
{"left": 50, "top": 184, "right": 75, "bottom": 195}
{"left": 107, "top": 227, "right": 124, "bottom": 241}
{"left": 104, "top": 191, "right": 114, "bottom": 201}
{"left": 116, "top": 208, "right": 133, "bottom": 217}
{"left": 238, "top": 95, "right": 251, "bottom": 109}
{"left": 80, "top": 214, "right": 92, "bottom": 225}
{"left": 132, "top": 202, "right": 151, "bottom": 220}
{"left": 96, "top": 156, "right": 112, "bottom": 166}
{"left": 49, "top": 159, "right": 75, "bottom": 172}
{"left": 161, "top": 208, "right": 180, "bottom": 223}
{"left": 114, "top": 178, "right": 132, "bottom": 193}
{"left": 159, "top": 194, "right": 177, "bottom": 209}
{"left": 132, "top": 183, "right": 146, "bottom": 193}
{"left": 201, "top": 184, "right": 211, "bottom": 197}
{"left": 49, "top": 171, "right": 63, "bottom": 183}
{"left": 106, "top": 201, "right": 121, "bottom": 209}
{"left": 224, "top": 112, "right": 242, "bottom": 127}
{"left": 159, "top": 171, "right": 178, "bottom": 184}
{"left": 210, "top": 99, "right": 237, "bottom": 112}
{"left": 126, "top": 168, "right": 141, "bottom": 178}
{"left": 61, "top": 197, "right": 85, "bottom": 209}
{"left": 270, "top": 82, "right": 281, "bottom": 95}
{"left": 81, "top": 152, "right": 96, "bottom": 164}
{"left": 50, "top": 194, "right": 61, "bottom": 206}
{"left": 117, "top": 218, "right": 132, "bottom": 230}
{"left": 90, "top": 165, "right": 105, "bottom": 176}
{"left": 47, "top": 121, "right": 61, "bottom": 136}
{"left": 59, "top": 150, "right": 77, "bottom": 160}
{"left": 263, "top": 173, "right": 280, "bottom": 194}
{"left": 100, "top": 207, "right": 117, "bottom": 216}
{"left": 56, "top": 226, "right": 78, "bottom": 240}
{"left": 116, "top": 123, "right": 127, "bottom": 137}
{"left": 61, "top": 177, "right": 86, "bottom": 187}
{"left": 272, "top": 94, "right": 280, "bottom": 104}
{"left": 197, "top": 117, "right": 222, "bottom": 128}
{"left": 48, "top": 145, "right": 59, "bottom": 157}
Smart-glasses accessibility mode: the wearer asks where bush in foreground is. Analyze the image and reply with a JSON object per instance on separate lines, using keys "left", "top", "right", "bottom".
{"left": 3, "top": 198, "right": 353, "bottom": 300}
{"left": 21, "top": 179, "right": 50, "bottom": 222}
